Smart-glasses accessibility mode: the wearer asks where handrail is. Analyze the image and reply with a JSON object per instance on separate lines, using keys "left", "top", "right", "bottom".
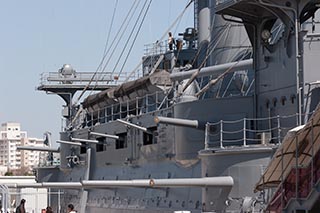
{"left": 267, "top": 142, "right": 320, "bottom": 212}
{"left": 204, "top": 111, "right": 314, "bottom": 149}
{"left": 72, "top": 91, "right": 314, "bottom": 149}
{"left": 71, "top": 90, "right": 173, "bottom": 130}
{"left": 143, "top": 39, "right": 194, "bottom": 57}
{"left": 39, "top": 71, "right": 141, "bottom": 86}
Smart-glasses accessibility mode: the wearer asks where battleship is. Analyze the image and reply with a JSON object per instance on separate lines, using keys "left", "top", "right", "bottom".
{"left": 10, "top": 0, "right": 320, "bottom": 212}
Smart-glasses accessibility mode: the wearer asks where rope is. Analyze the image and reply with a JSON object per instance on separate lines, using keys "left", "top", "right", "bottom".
{"left": 101, "top": 0, "right": 119, "bottom": 57}
{"left": 118, "top": 0, "right": 153, "bottom": 77}
{"left": 123, "top": 0, "right": 194, "bottom": 82}
{"left": 75, "top": 0, "right": 140, "bottom": 104}
{"left": 98, "top": 0, "right": 140, "bottom": 73}
{"left": 182, "top": 19, "right": 229, "bottom": 92}
{"left": 195, "top": 40, "right": 251, "bottom": 98}
{"left": 110, "top": 0, "right": 150, "bottom": 76}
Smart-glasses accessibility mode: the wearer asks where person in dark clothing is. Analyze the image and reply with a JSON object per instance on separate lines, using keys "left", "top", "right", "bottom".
{"left": 67, "top": 204, "right": 77, "bottom": 213}
{"left": 46, "top": 206, "right": 53, "bottom": 213}
{"left": 15, "top": 199, "right": 26, "bottom": 213}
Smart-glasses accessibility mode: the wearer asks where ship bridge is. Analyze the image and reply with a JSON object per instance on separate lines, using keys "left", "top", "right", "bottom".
{"left": 37, "top": 64, "right": 116, "bottom": 95}
{"left": 215, "top": 0, "right": 320, "bottom": 22}
{"left": 37, "top": 64, "right": 121, "bottom": 121}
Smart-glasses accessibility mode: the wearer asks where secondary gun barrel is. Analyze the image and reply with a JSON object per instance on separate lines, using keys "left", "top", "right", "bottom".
{"left": 170, "top": 59, "right": 253, "bottom": 81}
{"left": 8, "top": 176, "right": 233, "bottom": 189}
{"left": 155, "top": 116, "right": 203, "bottom": 129}
{"left": 117, "top": 119, "right": 148, "bottom": 132}
{"left": 16, "top": 146, "right": 60, "bottom": 153}
{"left": 71, "top": 137, "right": 99, "bottom": 144}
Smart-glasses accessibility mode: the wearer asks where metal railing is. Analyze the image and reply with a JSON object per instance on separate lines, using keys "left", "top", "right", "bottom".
{"left": 144, "top": 40, "right": 168, "bottom": 56}
{"left": 204, "top": 113, "right": 309, "bottom": 149}
{"left": 144, "top": 39, "right": 189, "bottom": 56}
{"left": 72, "top": 91, "right": 172, "bottom": 129}
{"left": 39, "top": 71, "right": 141, "bottom": 86}
{"left": 267, "top": 142, "right": 320, "bottom": 212}
{"left": 0, "top": 185, "right": 9, "bottom": 213}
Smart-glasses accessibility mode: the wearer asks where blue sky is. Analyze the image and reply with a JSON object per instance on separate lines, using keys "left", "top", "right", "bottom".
{"left": 0, "top": 0, "right": 193, "bottom": 143}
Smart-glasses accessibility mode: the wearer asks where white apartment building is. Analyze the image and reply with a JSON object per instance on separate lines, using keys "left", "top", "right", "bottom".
{"left": 0, "top": 122, "right": 45, "bottom": 172}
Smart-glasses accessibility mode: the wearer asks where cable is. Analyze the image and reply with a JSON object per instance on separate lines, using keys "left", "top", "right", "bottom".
{"left": 110, "top": 0, "right": 149, "bottom": 76}
{"left": 102, "top": 0, "right": 119, "bottom": 58}
{"left": 182, "top": 23, "right": 232, "bottom": 92}
{"left": 98, "top": 0, "right": 139, "bottom": 73}
{"left": 75, "top": 0, "right": 140, "bottom": 103}
{"left": 123, "top": 0, "right": 194, "bottom": 81}
{"left": 76, "top": 0, "right": 193, "bottom": 104}
{"left": 118, "top": 0, "right": 153, "bottom": 77}
{"left": 100, "top": 0, "right": 142, "bottom": 74}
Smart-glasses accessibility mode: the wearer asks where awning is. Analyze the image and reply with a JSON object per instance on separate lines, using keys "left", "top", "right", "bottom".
{"left": 82, "top": 70, "right": 172, "bottom": 111}
{"left": 255, "top": 104, "right": 320, "bottom": 191}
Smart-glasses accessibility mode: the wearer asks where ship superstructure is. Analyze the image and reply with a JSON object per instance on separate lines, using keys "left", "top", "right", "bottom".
{"left": 9, "top": 0, "right": 320, "bottom": 213}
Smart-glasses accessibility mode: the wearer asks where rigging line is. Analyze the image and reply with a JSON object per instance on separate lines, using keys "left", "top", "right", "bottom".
{"left": 172, "top": 42, "right": 183, "bottom": 69}
{"left": 110, "top": 0, "right": 149, "bottom": 76}
{"left": 196, "top": 44, "right": 251, "bottom": 98}
{"left": 100, "top": 0, "right": 141, "bottom": 74}
{"left": 96, "top": 0, "right": 139, "bottom": 75}
{"left": 219, "top": 49, "right": 252, "bottom": 98}
{"left": 99, "top": 0, "right": 139, "bottom": 71}
{"left": 197, "top": 17, "right": 225, "bottom": 66}
{"left": 189, "top": 25, "right": 231, "bottom": 92}
{"left": 182, "top": 21, "right": 239, "bottom": 93}
{"left": 173, "top": 9, "right": 183, "bottom": 36}
{"left": 183, "top": 30, "right": 226, "bottom": 96}
{"left": 182, "top": 23, "right": 232, "bottom": 92}
{"left": 215, "top": 46, "right": 251, "bottom": 98}
{"left": 190, "top": 11, "right": 217, "bottom": 67}
{"left": 171, "top": 1, "right": 196, "bottom": 67}
{"left": 201, "top": 24, "right": 228, "bottom": 63}
{"left": 154, "top": 0, "right": 194, "bottom": 50}
{"left": 174, "top": 14, "right": 208, "bottom": 70}
{"left": 118, "top": 0, "right": 153, "bottom": 77}
{"left": 124, "top": 0, "right": 194, "bottom": 82}
{"left": 202, "top": 18, "right": 224, "bottom": 66}
{"left": 75, "top": 0, "right": 140, "bottom": 103}
{"left": 73, "top": 0, "right": 193, "bottom": 125}
{"left": 102, "top": 0, "right": 119, "bottom": 59}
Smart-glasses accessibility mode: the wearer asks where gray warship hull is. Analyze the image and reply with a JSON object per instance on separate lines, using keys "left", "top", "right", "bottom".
{"left": 36, "top": 97, "right": 276, "bottom": 212}
{"left": 16, "top": 0, "right": 320, "bottom": 212}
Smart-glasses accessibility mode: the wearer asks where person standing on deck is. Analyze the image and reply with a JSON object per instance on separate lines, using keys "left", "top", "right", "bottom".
{"left": 168, "top": 32, "right": 175, "bottom": 51}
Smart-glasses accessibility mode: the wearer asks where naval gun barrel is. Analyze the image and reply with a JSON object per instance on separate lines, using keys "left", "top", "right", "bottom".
{"left": 155, "top": 116, "right": 204, "bottom": 129}
{"left": 16, "top": 146, "right": 60, "bottom": 153}
{"left": 170, "top": 59, "right": 253, "bottom": 81}
{"left": 7, "top": 176, "right": 233, "bottom": 189}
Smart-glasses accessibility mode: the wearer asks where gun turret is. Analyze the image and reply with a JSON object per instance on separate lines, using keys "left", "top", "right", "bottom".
{"left": 154, "top": 116, "right": 205, "bottom": 129}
